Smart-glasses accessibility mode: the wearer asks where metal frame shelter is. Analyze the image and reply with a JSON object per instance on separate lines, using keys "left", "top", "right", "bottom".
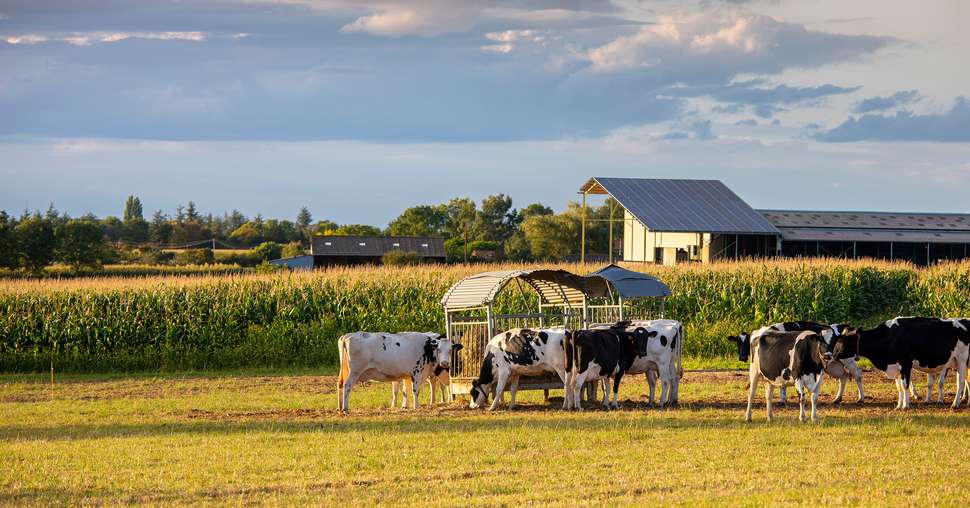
{"left": 441, "top": 266, "right": 671, "bottom": 396}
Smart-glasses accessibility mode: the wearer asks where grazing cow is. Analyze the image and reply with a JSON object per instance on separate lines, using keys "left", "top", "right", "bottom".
{"left": 598, "top": 320, "right": 683, "bottom": 407}
{"left": 468, "top": 328, "right": 568, "bottom": 411}
{"left": 563, "top": 327, "right": 648, "bottom": 410}
{"left": 729, "top": 321, "right": 863, "bottom": 404}
{"left": 745, "top": 330, "right": 831, "bottom": 422}
{"left": 336, "top": 331, "right": 462, "bottom": 412}
{"left": 827, "top": 317, "right": 970, "bottom": 409}
{"left": 390, "top": 367, "right": 451, "bottom": 408}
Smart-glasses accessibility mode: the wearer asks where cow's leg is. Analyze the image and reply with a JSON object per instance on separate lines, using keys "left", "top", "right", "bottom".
{"left": 924, "top": 372, "right": 934, "bottom": 403}
{"left": 936, "top": 369, "right": 947, "bottom": 404}
{"left": 765, "top": 384, "right": 775, "bottom": 422}
{"left": 408, "top": 375, "right": 422, "bottom": 410}
{"left": 489, "top": 370, "right": 510, "bottom": 411}
{"left": 745, "top": 364, "right": 758, "bottom": 422}
{"left": 341, "top": 370, "right": 361, "bottom": 413}
{"left": 796, "top": 378, "right": 807, "bottom": 422}
{"left": 508, "top": 376, "right": 520, "bottom": 409}
{"left": 953, "top": 360, "right": 967, "bottom": 409}
{"left": 658, "top": 369, "right": 672, "bottom": 408}
{"left": 601, "top": 378, "right": 610, "bottom": 409}
{"left": 571, "top": 370, "right": 587, "bottom": 411}
{"left": 893, "top": 378, "right": 904, "bottom": 409}
{"left": 810, "top": 375, "right": 821, "bottom": 423}
{"left": 668, "top": 362, "right": 680, "bottom": 406}
{"left": 778, "top": 386, "right": 787, "bottom": 406}
{"left": 555, "top": 366, "right": 570, "bottom": 410}
{"left": 852, "top": 364, "right": 865, "bottom": 403}
{"left": 832, "top": 375, "right": 847, "bottom": 405}
{"left": 611, "top": 372, "right": 624, "bottom": 409}
{"left": 646, "top": 371, "right": 657, "bottom": 407}
{"left": 428, "top": 379, "right": 436, "bottom": 407}
{"left": 390, "top": 381, "right": 398, "bottom": 408}
{"left": 901, "top": 363, "right": 913, "bottom": 409}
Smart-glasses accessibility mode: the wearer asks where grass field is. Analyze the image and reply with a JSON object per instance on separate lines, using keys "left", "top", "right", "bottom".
{"left": 3, "top": 369, "right": 969, "bottom": 506}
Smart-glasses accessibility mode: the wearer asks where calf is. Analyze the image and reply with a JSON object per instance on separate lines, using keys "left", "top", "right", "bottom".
{"left": 827, "top": 317, "right": 969, "bottom": 409}
{"left": 468, "top": 328, "right": 568, "bottom": 411}
{"left": 745, "top": 330, "right": 831, "bottom": 422}
{"left": 564, "top": 327, "right": 648, "bottom": 410}
{"left": 729, "top": 321, "right": 863, "bottom": 404}
{"left": 336, "top": 331, "right": 461, "bottom": 412}
{"left": 390, "top": 367, "right": 451, "bottom": 408}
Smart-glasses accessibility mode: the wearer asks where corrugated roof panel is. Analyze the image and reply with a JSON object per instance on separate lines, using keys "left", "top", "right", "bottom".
{"left": 761, "top": 210, "right": 970, "bottom": 232}
{"left": 778, "top": 228, "right": 970, "bottom": 243}
{"left": 589, "top": 177, "right": 780, "bottom": 235}
{"left": 312, "top": 235, "right": 446, "bottom": 257}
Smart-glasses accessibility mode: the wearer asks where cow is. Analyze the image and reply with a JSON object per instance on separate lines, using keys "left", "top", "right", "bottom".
{"left": 563, "top": 327, "right": 648, "bottom": 410}
{"left": 729, "top": 321, "right": 863, "bottom": 404}
{"left": 744, "top": 330, "right": 831, "bottom": 422}
{"left": 468, "top": 328, "right": 568, "bottom": 411}
{"left": 827, "top": 317, "right": 970, "bottom": 409}
{"left": 336, "top": 331, "right": 462, "bottom": 412}
{"left": 596, "top": 320, "right": 683, "bottom": 407}
{"left": 390, "top": 367, "right": 451, "bottom": 408}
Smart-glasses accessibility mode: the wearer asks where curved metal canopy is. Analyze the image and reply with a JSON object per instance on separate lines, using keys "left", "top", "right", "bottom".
{"left": 440, "top": 269, "right": 588, "bottom": 310}
{"left": 584, "top": 264, "right": 672, "bottom": 299}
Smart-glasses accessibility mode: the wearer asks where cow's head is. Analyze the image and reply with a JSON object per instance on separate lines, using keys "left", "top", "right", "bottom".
{"left": 826, "top": 326, "right": 859, "bottom": 360}
{"left": 423, "top": 333, "right": 462, "bottom": 371}
{"left": 629, "top": 327, "right": 654, "bottom": 356}
{"left": 727, "top": 332, "right": 751, "bottom": 362}
{"left": 468, "top": 379, "right": 489, "bottom": 409}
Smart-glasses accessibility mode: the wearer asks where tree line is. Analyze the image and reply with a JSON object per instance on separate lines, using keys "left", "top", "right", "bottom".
{"left": 0, "top": 194, "right": 620, "bottom": 272}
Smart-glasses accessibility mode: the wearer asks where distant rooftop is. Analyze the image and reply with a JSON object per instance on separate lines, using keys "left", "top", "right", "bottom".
{"left": 761, "top": 210, "right": 970, "bottom": 243}
{"left": 581, "top": 177, "right": 780, "bottom": 235}
{"left": 311, "top": 235, "right": 445, "bottom": 258}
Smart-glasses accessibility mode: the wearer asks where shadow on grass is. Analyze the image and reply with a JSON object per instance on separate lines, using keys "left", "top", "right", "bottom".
{"left": 4, "top": 404, "right": 970, "bottom": 442}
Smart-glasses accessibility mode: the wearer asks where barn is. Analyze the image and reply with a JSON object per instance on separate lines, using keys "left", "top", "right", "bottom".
{"left": 270, "top": 235, "right": 446, "bottom": 269}
{"left": 581, "top": 177, "right": 970, "bottom": 266}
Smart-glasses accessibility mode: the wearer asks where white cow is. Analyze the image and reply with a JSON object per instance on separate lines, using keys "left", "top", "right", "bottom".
{"left": 597, "top": 319, "right": 683, "bottom": 406}
{"left": 390, "top": 368, "right": 451, "bottom": 408}
{"left": 336, "top": 331, "right": 461, "bottom": 412}
{"left": 468, "top": 328, "right": 568, "bottom": 411}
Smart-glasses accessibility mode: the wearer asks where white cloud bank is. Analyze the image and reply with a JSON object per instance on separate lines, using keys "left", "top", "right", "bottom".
{"left": 3, "top": 31, "right": 207, "bottom": 46}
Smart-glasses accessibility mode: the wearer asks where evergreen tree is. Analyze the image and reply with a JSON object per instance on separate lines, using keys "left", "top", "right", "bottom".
{"left": 123, "top": 196, "right": 144, "bottom": 221}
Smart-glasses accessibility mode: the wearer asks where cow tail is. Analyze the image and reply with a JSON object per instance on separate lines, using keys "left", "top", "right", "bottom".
{"left": 337, "top": 334, "right": 350, "bottom": 410}
{"left": 564, "top": 331, "right": 574, "bottom": 374}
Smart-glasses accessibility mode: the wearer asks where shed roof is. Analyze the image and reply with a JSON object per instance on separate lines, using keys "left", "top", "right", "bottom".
{"left": 585, "top": 264, "right": 672, "bottom": 298}
{"left": 311, "top": 235, "right": 445, "bottom": 258}
{"left": 581, "top": 177, "right": 780, "bottom": 235}
{"left": 761, "top": 210, "right": 970, "bottom": 231}
{"left": 777, "top": 227, "right": 970, "bottom": 244}
{"left": 440, "top": 269, "right": 588, "bottom": 310}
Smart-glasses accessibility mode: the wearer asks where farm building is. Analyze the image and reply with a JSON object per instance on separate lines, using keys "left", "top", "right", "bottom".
{"left": 580, "top": 177, "right": 970, "bottom": 266}
{"left": 579, "top": 177, "right": 781, "bottom": 265}
{"left": 269, "top": 235, "right": 446, "bottom": 268}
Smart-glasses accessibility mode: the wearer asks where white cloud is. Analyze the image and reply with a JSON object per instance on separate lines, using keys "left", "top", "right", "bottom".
{"left": 587, "top": 11, "right": 890, "bottom": 73}
{"left": 481, "top": 43, "right": 514, "bottom": 53}
{"left": 340, "top": 3, "right": 482, "bottom": 37}
{"left": 4, "top": 31, "right": 207, "bottom": 46}
{"left": 4, "top": 35, "right": 48, "bottom": 45}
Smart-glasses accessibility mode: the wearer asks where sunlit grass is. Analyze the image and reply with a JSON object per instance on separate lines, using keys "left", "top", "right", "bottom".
{"left": 2, "top": 370, "right": 969, "bottom": 506}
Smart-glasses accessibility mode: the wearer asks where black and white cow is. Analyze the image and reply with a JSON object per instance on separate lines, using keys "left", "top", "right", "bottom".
{"left": 468, "top": 328, "right": 568, "bottom": 411}
{"left": 729, "top": 321, "right": 863, "bottom": 404}
{"left": 596, "top": 320, "right": 683, "bottom": 407}
{"left": 336, "top": 331, "right": 462, "bottom": 412}
{"left": 745, "top": 330, "right": 832, "bottom": 422}
{"left": 827, "top": 317, "right": 969, "bottom": 409}
{"left": 390, "top": 367, "right": 451, "bottom": 408}
{"left": 563, "top": 327, "right": 648, "bottom": 410}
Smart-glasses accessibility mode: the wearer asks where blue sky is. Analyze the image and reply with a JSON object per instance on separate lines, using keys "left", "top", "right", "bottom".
{"left": 2, "top": 0, "right": 969, "bottom": 225}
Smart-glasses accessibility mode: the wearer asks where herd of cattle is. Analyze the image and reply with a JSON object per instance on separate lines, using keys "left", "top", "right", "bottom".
{"left": 336, "top": 316, "right": 970, "bottom": 422}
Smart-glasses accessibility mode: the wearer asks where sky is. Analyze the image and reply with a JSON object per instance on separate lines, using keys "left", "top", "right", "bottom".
{"left": 2, "top": 0, "right": 969, "bottom": 226}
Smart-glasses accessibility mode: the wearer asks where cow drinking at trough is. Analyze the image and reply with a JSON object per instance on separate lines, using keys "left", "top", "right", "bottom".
{"left": 468, "top": 328, "right": 568, "bottom": 411}
{"left": 827, "top": 317, "right": 969, "bottom": 409}
{"left": 564, "top": 327, "right": 648, "bottom": 410}
{"left": 729, "top": 321, "right": 863, "bottom": 404}
{"left": 336, "top": 331, "right": 461, "bottom": 412}
{"left": 744, "top": 330, "right": 831, "bottom": 422}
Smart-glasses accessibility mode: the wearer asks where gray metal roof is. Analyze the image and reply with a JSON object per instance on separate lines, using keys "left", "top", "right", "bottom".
{"left": 440, "top": 269, "right": 588, "bottom": 310}
{"left": 582, "top": 177, "right": 780, "bottom": 235}
{"left": 761, "top": 210, "right": 970, "bottom": 231}
{"left": 586, "top": 264, "right": 671, "bottom": 299}
{"left": 777, "top": 227, "right": 970, "bottom": 243}
{"left": 311, "top": 235, "right": 445, "bottom": 258}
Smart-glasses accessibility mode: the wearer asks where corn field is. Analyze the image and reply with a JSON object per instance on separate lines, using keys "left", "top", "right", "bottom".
{"left": 1, "top": 259, "right": 968, "bottom": 372}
